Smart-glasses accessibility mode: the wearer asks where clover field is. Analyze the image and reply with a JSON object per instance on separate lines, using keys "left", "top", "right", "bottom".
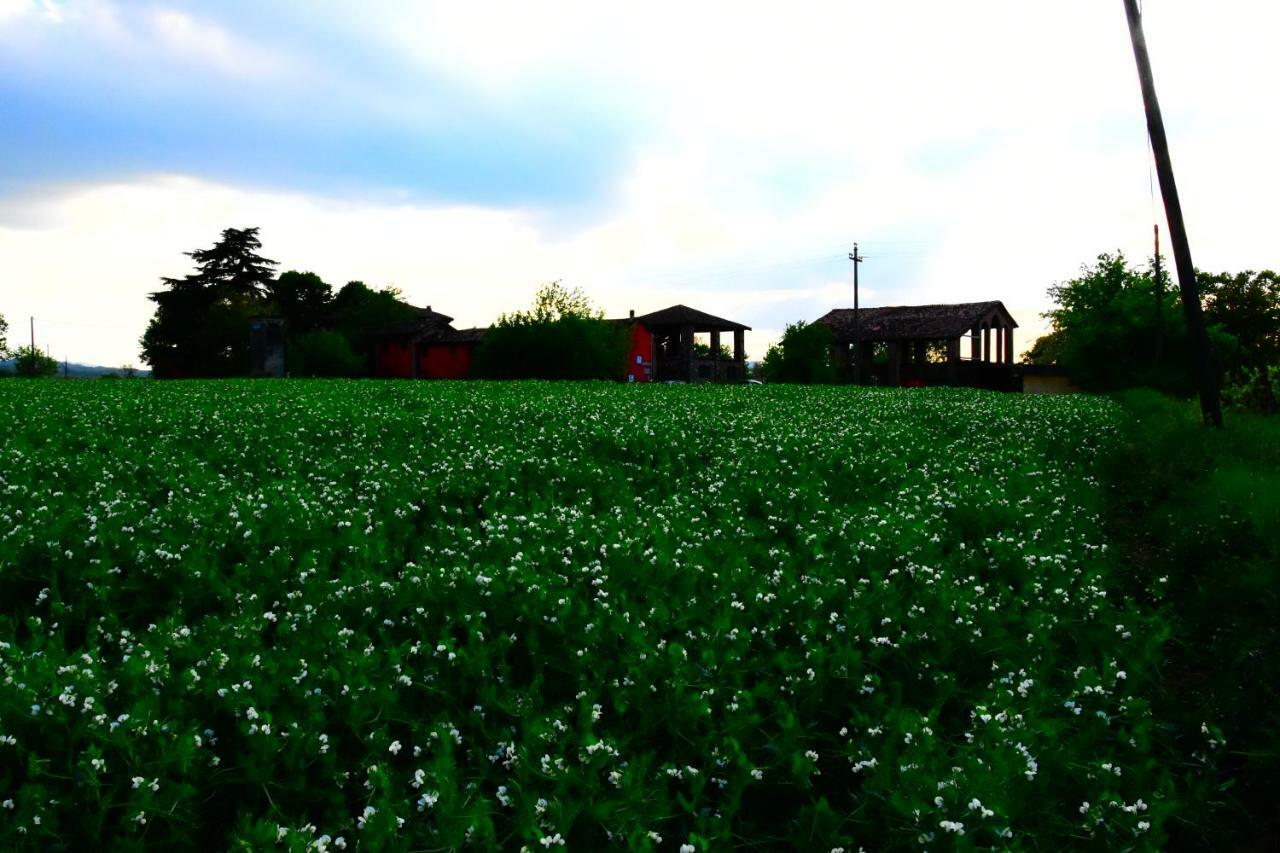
{"left": 0, "top": 381, "right": 1169, "bottom": 850}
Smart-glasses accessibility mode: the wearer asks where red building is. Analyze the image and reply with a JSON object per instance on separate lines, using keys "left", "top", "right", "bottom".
{"left": 372, "top": 306, "right": 485, "bottom": 379}
{"left": 371, "top": 302, "right": 751, "bottom": 382}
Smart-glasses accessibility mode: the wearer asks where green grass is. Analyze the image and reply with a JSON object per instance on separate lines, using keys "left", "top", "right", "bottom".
{"left": 1107, "top": 391, "right": 1280, "bottom": 849}
{"left": 0, "top": 381, "right": 1171, "bottom": 849}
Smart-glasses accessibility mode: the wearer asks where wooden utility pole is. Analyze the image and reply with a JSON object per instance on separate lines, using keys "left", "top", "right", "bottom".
{"left": 1123, "top": 0, "right": 1222, "bottom": 426}
{"left": 1152, "top": 224, "right": 1164, "bottom": 366}
{"left": 848, "top": 243, "right": 863, "bottom": 385}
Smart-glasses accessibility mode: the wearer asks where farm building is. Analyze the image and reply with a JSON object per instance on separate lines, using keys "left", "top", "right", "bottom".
{"left": 816, "top": 301, "right": 1022, "bottom": 391}
{"left": 371, "top": 302, "right": 752, "bottom": 382}
{"left": 371, "top": 305, "right": 486, "bottom": 379}
{"left": 614, "top": 305, "right": 751, "bottom": 383}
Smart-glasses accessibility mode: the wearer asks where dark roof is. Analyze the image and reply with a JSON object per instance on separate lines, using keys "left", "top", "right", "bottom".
{"left": 624, "top": 304, "right": 751, "bottom": 332}
{"left": 816, "top": 301, "right": 1017, "bottom": 342}
{"left": 407, "top": 305, "right": 454, "bottom": 324}
{"left": 372, "top": 305, "right": 456, "bottom": 339}
{"left": 436, "top": 327, "right": 486, "bottom": 344}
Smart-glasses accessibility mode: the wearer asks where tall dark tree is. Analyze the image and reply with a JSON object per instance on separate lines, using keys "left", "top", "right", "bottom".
{"left": 0, "top": 311, "right": 9, "bottom": 358}
{"left": 179, "top": 227, "right": 277, "bottom": 300}
{"left": 269, "top": 271, "right": 334, "bottom": 336}
{"left": 141, "top": 228, "right": 278, "bottom": 377}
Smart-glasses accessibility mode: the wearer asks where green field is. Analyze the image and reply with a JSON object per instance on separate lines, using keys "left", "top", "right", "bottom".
{"left": 0, "top": 382, "right": 1169, "bottom": 849}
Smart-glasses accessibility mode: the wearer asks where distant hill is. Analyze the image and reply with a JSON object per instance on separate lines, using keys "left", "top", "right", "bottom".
{"left": 0, "top": 359, "right": 150, "bottom": 378}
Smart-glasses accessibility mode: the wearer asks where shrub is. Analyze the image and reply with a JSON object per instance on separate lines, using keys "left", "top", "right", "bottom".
{"left": 287, "top": 330, "right": 364, "bottom": 377}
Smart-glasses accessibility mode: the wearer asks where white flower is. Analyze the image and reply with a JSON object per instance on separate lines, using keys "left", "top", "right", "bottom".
{"left": 388, "top": 740, "right": 402, "bottom": 755}
{"left": 681, "top": 845, "right": 697, "bottom": 853}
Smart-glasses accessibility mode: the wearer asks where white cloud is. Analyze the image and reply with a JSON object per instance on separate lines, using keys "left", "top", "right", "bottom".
{"left": 2, "top": 1, "right": 1277, "bottom": 368}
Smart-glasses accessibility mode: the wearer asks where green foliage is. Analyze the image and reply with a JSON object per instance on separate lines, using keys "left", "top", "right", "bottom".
{"left": 691, "top": 340, "right": 732, "bottom": 360}
{"left": 508, "top": 280, "right": 600, "bottom": 323}
{"left": 141, "top": 227, "right": 279, "bottom": 377}
{"left": 0, "top": 311, "right": 8, "bottom": 358}
{"left": 759, "top": 321, "right": 837, "bottom": 384}
{"left": 268, "top": 271, "right": 334, "bottom": 336}
{"left": 1106, "top": 391, "right": 1280, "bottom": 847}
{"left": 1033, "top": 253, "right": 1279, "bottom": 397}
{"left": 0, "top": 382, "right": 1173, "bottom": 849}
{"left": 10, "top": 344, "right": 58, "bottom": 377}
{"left": 287, "top": 330, "right": 364, "bottom": 378}
{"left": 1221, "top": 365, "right": 1279, "bottom": 415}
{"left": 1200, "top": 269, "right": 1280, "bottom": 379}
{"left": 1034, "top": 252, "right": 1201, "bottom": 393}
{"left": 474, "top": 283, "right": 628, "bottom": 380}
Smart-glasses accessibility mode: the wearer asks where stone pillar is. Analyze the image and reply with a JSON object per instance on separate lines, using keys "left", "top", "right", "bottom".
{"left": 971, "top": 326, "right": 981, "bottom": 361}
{"left": 982, "top": 327, "right": 990, "bottom": 363}
{"left": 711, "top": 330, "right": 722, "bottom": 381}
{"left": 913, "top": 341, "right": 928, "bottom": 364}
{"left": 733, "top": 329, "right": 745, "bottom": 363}
{"left": 947, "top": 337, "right": 961, "bottom": 363}
{"left": 1004, "top": 327, "right": 1014, "bottom": 365}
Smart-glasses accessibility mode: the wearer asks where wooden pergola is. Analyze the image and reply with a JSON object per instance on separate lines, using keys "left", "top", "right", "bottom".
{"left": 815, "top": 301, "right": 1020, "bottom": 390}
{"left": 630, "top": 305, "right": 751, "bottom": 383}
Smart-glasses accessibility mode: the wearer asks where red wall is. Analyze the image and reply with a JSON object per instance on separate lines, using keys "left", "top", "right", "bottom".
{"left": 419, "top": 343, "right": 474, "bottom": 379}
{"left": 624, "top": 323, "right": 654, "bottom": 383}
{"left": 376, "top": 340, "right": 414, "bottom": 378}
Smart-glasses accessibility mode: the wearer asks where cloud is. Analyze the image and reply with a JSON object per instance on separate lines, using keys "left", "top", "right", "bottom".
{"left": 1, "top": 1, "right": 1277, "bottom": 368}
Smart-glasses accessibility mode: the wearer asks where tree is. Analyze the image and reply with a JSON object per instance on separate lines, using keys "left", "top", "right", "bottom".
{"left": 269, "top": 271, "right": 334, "bottom": 336}
{"left": 473, "top": 282, "right": 629, "bottom": 380}
{"left": 11, "top": 345, "right": 58, "bottom": 377}
{"left": 1030, "top": 253, "right": 1271, "bottom": 395}
{"left": 0, "top": 312, "right": 9, "bottom": 358}
{"left": 1199, "top": 269, "right": 1280, "bottom": 379}
{"left": 759, "top": 321, "right": 837, "bottom": 384}
{"left": 141, "top": 227, "right": 279, "bottom": 377}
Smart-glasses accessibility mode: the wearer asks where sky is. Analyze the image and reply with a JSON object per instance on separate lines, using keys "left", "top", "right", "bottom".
{"left": 1, "top": 0, "right": 1276, "bottom": 367}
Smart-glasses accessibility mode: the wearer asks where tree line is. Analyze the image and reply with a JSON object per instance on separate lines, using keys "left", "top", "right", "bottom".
{"left": 135, "top": 227, "right": 628, "bottom": 380}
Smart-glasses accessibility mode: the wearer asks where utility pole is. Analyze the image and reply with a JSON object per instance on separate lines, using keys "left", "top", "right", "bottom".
{"left": 848, "top": 243, "right": 863, "bottom": 385}
{"left": 1152, "top": 223, "right": 1164, "bottom": 366}
{"left": 1123, "top": 0, "right": 1222, "bottom": 426}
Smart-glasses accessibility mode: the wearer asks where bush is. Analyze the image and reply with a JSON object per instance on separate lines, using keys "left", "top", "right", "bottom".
{"left": 472, "top": 282, "right": 629, "bottom": 380}
{"left": 759, "top": 321, "right": 837, "bottom": 384}
{"left": 1221, "top": 365, "right": 1278, "bottom": 415}
{"left": 1106, "top": 390, "right": 1280, "bottom": 847}
{"left": 11, "top": 345, "right": 58, "bottom": 377}
{"left": 287, "top": 330, "right": 364, "bottom": 378}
